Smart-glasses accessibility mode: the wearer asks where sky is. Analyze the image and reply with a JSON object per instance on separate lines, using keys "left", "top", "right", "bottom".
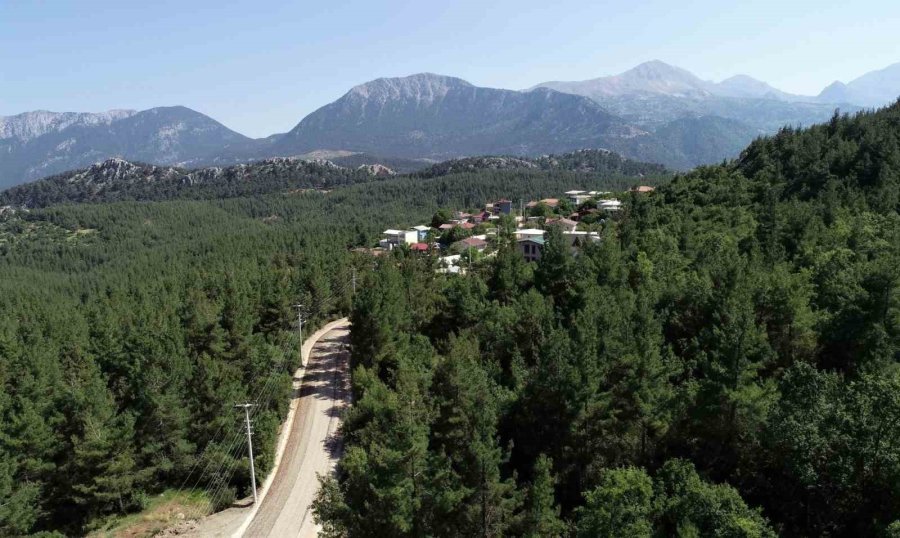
{"left": 2, "top": 0, "right": 899, "bottom": 137}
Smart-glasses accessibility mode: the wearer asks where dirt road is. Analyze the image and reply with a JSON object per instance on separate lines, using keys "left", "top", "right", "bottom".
{"left": 242, "top": 321, "right": 350, "bottom": 537}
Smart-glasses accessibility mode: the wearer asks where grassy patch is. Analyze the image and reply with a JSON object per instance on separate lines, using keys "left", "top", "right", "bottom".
{"left": 86, "top": 489, "right": 211, "bottom": 538}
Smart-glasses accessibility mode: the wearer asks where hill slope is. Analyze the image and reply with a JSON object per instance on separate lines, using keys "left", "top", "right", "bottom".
{"left": 0, "top": 149, "right": 669, "bottom": 209}
{"left": 0, "top": 157, "right": 380, "bottom": 208}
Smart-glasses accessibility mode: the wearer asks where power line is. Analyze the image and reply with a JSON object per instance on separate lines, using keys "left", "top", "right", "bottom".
{"left": 170, "top": 271, "right": 355, "bottom": 513}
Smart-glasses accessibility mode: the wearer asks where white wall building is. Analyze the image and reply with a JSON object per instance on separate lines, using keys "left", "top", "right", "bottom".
{"left": 380, "top": 229, "right": 419, "bottom": 249}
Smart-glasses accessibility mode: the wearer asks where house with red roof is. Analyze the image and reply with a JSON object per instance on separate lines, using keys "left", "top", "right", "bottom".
{"left": 453, "top": 236, "right": 488, "bottom": 252}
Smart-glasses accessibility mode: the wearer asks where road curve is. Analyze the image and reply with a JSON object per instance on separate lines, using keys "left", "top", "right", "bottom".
{"left": 243, "top": 321, "right": 350, "bottom": 537}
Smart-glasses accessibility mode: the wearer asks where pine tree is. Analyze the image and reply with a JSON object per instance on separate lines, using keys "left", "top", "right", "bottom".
{"left": 520, "top": 454, "right": 566, "bottom": 538}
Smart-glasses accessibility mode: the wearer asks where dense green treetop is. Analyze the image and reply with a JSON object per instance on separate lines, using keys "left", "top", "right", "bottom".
{"left": 315, "top": 102, "right": 900, "bottom": 537}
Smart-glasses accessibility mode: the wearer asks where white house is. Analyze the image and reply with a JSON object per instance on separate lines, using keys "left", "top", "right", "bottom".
{"left": 563, "top": 230, "right": 601, "bottom": 245}
{"left": 438, "top": 254, "right": 463, "bottom": 274}
{"left": 514, "top": 228, "right": 546, "bottom": 240}
{"left": 412, "top": 225, "right": 432, "bottom": 241}
{"left": 598, "top": 199, "right": 622, "bottom": 212}
{"left": 380, "top": 229, "right": 418, "bottom": 249}
{"left": 565, "top": 190, "right": 592, "bottom": 206}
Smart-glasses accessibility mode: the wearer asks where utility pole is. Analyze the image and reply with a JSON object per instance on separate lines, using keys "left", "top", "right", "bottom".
{"left": 293, "top": 304, "right": 305, "bottom": 366}
{"left": 234, "top": 403, "right": 258, "bottom": 504}
{"left": 351, "top": 267, "right": 357, "bottom": 294}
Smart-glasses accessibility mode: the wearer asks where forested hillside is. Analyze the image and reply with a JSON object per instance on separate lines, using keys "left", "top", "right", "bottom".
{"left": 0, "top": 149, "right": 669, "bottom": 209}
{"left": 314, "top": 104, "right": 900, "bottom": 536}
{"left": 0, "top": 153, "right": 652, "bottom": 536}
{"left": 412, "top": 149, "right": 667, "bottom": 179}
{"left": 0, "top": 157, "right": 378, "bottom": 209}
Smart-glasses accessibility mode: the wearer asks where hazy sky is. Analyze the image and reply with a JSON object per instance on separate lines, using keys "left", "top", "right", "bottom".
{"left": 2, "top": 0, "right": 898, "bottom": 137}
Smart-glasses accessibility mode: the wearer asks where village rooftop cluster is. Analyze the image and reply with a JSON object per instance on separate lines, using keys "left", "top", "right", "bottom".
{"left": 365, "top": 186, "right": 654, "bottom": 273}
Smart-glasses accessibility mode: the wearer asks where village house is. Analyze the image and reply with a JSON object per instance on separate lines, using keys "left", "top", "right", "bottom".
{"left": 563, "top": 230, "right": 601, "bottom": 245}
{"left": 514, "top": 228, "right": 546, "bottom": 241}
{"left": 469, "top": 211, "right": 492, "bottom": 223}
{"left": 598, "top": 199, "right": 622, "bottom": 212}
{"left": 380, "top": 229, "right": 418, "bottom": 249}
{"left": 546, "top": 217, "right": 578, "bottom": 232}
{"left": 526, "top": 198, "right": 559, "bottom": 209}
{"left": 518, "top": 236, "right": 545, "bottom": 263}
{"left": 453, "top": 236, "right": 488, "bottom": 252}
{"left": 412, "top": 225, "right": 432, "bottom": 241}
{"left": 492, "top": 199, "right": 513, "bottom": 215}
{"left": 631, "top": 185, "right": 655, "bottom": 193}
{"left": 452, "top": 211, "right": 473, "bottom": 223}
{"left": 438, "top": 254, "right": 463, "bottom": 274}
{"left": 565, "top": 190, "right": 592, "bottom": 206}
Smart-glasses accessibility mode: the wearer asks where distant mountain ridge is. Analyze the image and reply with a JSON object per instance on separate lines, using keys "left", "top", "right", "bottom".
{"left": 531, "top": 60, "right": 863, "bottom": 130}
{"left": 3, "top": 60, "right": 900, "bottom": 188}
{"left": 531, "top": 59, "right": 900, "bottom": 105}
{"left": 815, "top": 62, "right": 900, "bottom": 106}
{"left": 0, "top": 106, "right": 264, "bottom": 188}
{"left": 531, "top": 61, "right": 810, "bottom": 102}
{"left": 274, "top": 73, "right": 641, "bottom": 160}
{"left": 0, "top": 110, "right": 137, "bottom": 141}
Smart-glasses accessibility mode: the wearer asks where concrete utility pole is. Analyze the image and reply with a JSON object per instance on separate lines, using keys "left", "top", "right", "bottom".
{"left": 352, "top": 268, "right": 357, "bottom": 294}
{"left": 234, "top": 403, "right": 258, "bottom": 504}
{"left": 293, "top": 304, "right": 305, "bottom": 366}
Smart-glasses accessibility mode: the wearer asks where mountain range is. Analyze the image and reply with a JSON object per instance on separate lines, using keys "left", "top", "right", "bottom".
{"left": 274, "top": 74, "right": 641, "bottom": 159}
{"left": 2, "top": 60, "right": 899, "bottom": 189}
{"left": 533, "top": 59, "right": 900, "bottom": 104}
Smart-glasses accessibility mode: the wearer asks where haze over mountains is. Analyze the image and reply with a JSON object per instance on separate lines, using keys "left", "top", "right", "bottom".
{"left": 2, "top": 60, "right": 899, "bottom": 189}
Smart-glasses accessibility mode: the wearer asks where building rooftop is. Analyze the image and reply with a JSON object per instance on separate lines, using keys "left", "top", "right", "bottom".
{"left": 547, "top": 217, "right": 578, "bottom": 227}
{"left": 459, "top": 237, "right": 488, "bottom": 247}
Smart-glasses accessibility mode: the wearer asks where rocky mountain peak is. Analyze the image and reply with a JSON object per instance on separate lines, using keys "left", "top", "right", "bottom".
{"left": 70, "top": 158, "right": 149, "bottom": 184}
{"left": 347, "top": 73, "right": 473, "bottom": 103}
{"left": 713, "top": 74, "right": 795, "bottom": 100}
{"left": 357, "top": 163, "right": 395, "bottom": 177}
{"left": 817, "top": 80, "right": 852, "bottom": 102}
{"left": 625, "top": 60, "right": 701, "bottom": 82}
{"left": 0, "top": 109, "right": 137, "bottom": 142}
